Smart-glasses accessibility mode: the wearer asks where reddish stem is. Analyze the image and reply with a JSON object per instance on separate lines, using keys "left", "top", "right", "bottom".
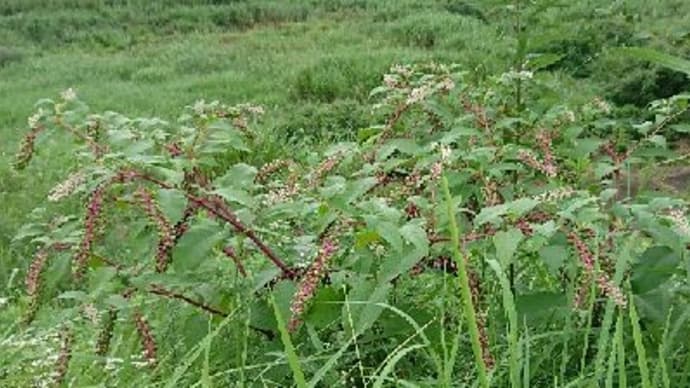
{"left": 127, "top": 170, "right": 295, "bottom": 277}
{"left": 148, "top": 284, "right": 229, "bottom": 317}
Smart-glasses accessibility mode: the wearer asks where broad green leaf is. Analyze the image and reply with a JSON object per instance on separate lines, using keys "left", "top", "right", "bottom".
{"left": 57, "top": 290, "right": 88, "bottom": 301}
{"left": 399, "top": 219, "right": 429, "bottom": 254}
{"left": 172, "top": 219, "right": 225, "bottom": 272}
{"left": 213, "top": 187, "right": 255, "bottom": 208}
{"left": 617, "top": 47, "right": 690, "bottom": 76}
{"left": 670, "top": 124, "right": 690, "bottom": 133}
{"left": 378, "top": 247, "right": 427, "bottom": 283}
{"left": 631, "top": 246, "right": 681, "bottom": 294}
{"left": 216, "top": 163, "right": 257, "bottom": 188}
{"left": 344, "top": 280, "right": 392, "bottom": 336}
{"left": 516, "top": 292, "right": 567, "bottom": 322}
{"left": 157, "top": 188, "right": 188, "bottom": 222}
{"left": 366, "top": 218, "right": 403, "bottom": 253}
{"left": 104, "top": 294, "right": 130, "bottom": 309}
{"left": 474, "top": 204, "right": 508, "bottom": 227}
{"left": 305, "top": 287, "right": 343, "bottom": 329}
{"left": 526, "top": 53, "right": 565, "bottom": 70}
{"left": 493, "top": 228, "right": 523, "bottom": 267}
{"left": 538, "top": 245, "right": 568, "bottom": 274}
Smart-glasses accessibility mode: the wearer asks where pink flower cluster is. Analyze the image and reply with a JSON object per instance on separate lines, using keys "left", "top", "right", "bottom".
{"left": 74, "top": 185, "right": 106, "bottom": 280}
{"left": 134, "top": 312, "right": 157, "bottom": 367}
{"left": 288, "top": 239, "right": 338, "bottom": 332}
{"left": 568, "top": 232, "right": 626, "bottom": 308}
{"left": 135, "top": 188, "right": 174, "bottom": 273}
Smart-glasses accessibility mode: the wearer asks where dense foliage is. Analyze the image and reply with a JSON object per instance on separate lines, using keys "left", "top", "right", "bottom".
{"left": 5, "top": 57, "right": 690, "bottom": 386}
{"left": 2, "top": 1, "right": 690, "bottom": 387}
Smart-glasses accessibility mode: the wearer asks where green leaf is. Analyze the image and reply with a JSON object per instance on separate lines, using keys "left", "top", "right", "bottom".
{"left": 474, "top": 204, "right": 508, "bottom": 227}
{"left": 670, "top": 123, "right": 690, "bottom": 133}
{"left": 270, "top": 293, "right": 307, "bottom": 388}
{"left": 104, "top": 294, "right": 130, "bottom": 309}
{"left": 304, "top": 287, "right": 343, "bottom": 329}
{"left": 631, "top": 246, "right": 681, "bottom": 294}
{"left": 538, "top": 245, "right": 568, "bottom": 275}
{"left": 493, "top": 228, "right": 523, "bottom": 267}
{"left": 616, "top": 47, "right": 690, "bottom": 76}
{"left": 57, "top": 291, "right": 88, "bottom": 301}
{"left": 368, "top": 219, "right": 403, "bottom": 253}
{"left": 399, "top": 219, "right": 429, "bottom": 254}
{"left": 172, "top": 219, "right": 225, "bottom": 272}
{"left": 213, "top": 187, "right": 255, "bottom": 208}
{"left": 216, "top": 163, "right": 257, "bottom": 188}
{"left": 526, "top": 53, "right": 565, "bottom": 71}
{"left": 378, "top": 247, "right": 427, "bottom": 284}
{"left": 344, "top": 280, "right": 392, "bottom": 336}
{"left": 157, "top": 189, "right": 188, "bottom": 222}
{"left": 516, "top": 292, "right": 567, "bottom": 322}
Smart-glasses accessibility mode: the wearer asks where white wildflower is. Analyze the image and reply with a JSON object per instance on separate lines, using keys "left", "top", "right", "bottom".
{"left": 666, "top": 208, "right": 690, "bottom": 237}
{"left": 60, "top": 88, "right": 77, "bottom": 102}
{"left": 48, "top": 171, "right": 86, "bottom": 202}
{"left": 407, "top": 85, "right": 431, "bottom": 105}
{"left": 192, "top": 99, "right": 206, "bottom": 116}
{"left": 28, "top": 108, "right": 44, "bottom": 128}
{"left": 534, "top": 187, "right": 576, "bottom": 202}
{"left": 593, "top": 97, "right": 611, "bottom": 114}
{"left": 440, "top": 144, "right": 452, "bottom": 162}
{"left": 437, "top": 77, "right": 455, "bottom": 92}
{"left": 500, "top": 70, "right": 534, "bottom": 83}
{"left": 383, "top": 74, "right": 398, "bottom": 88}
{"left": 563, "top": 110, "right": 576, "bottom": 123}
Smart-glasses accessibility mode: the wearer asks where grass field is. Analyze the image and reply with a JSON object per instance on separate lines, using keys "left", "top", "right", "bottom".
{"left": 2, "top": 1, "right": 690, "bottom": 386}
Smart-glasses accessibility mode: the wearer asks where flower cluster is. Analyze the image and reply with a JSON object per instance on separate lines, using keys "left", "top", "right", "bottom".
{"left": 14, "top": 124, "right": 45, "bottom": 171}
{"left": 568, "top": 231, "right": 626, "bottom": 308}
{"left": 52, "top": 328, "right": 73, "bottom": 387}
{"left": 133, "top": 312, "right": 157, "bottom": 367}
{"left": 666, "top": 207, "right": 690, "bottom": 237}
{"left": 533, "top": 186, "right": 575, "bottom": 202}
{"left": 519, "top": 130, "right": 558, "bottom": 178}
{"left": 310, "top": 153, "right": 342, "bottom": 187}
{"left": 255, "top": 159, "right": 292, "bottom": 183}
{"left": 73, "top": 184, "right": 106, "bottom": 280}
{"left": 288, "top": 239, "right": 339, "bottom": 332}
{"left": 47, "top": 171, "right": 86, "bottom": 202}
{"left": 96, "top": 309, "right": 118, "bottom": 356}
{"left": 135, "top": 188, "right": 174, "bottom": 272}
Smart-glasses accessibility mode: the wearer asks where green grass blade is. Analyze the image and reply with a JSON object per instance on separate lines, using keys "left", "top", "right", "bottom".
{"left": 441, "top": 176, "right": 489, "bottom": 388}
{"left": 593, "top": 238, "right": 633, "bottom": 382}
{"left": 164, "top": 307, "right": 240, "bottom": 388}
{"left": 270, "top": 294, "right": 307, "bottom": 388}
{"left": 372, "top": 344, "right": 427, "bottom": 388}
{"left": 487, "top": 258, "right": 520, "bottom": 388}
{"left": 628, "top": 293, "right": 651, "bottom": 388}
{"left": 605, "top": 311, "right": 622, "bottom": 388}
{"left": 616, "top": 313, "right": 627, "bottom": 388}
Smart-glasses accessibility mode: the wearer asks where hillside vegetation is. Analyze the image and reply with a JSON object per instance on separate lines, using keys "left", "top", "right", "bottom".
{"left": 1, "top": 1, "right": 690, "bottom": 387}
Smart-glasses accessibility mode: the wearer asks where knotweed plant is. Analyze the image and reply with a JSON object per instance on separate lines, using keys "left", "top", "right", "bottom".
{"left": 8, "top": 63, "right": 690, "bottom": 386}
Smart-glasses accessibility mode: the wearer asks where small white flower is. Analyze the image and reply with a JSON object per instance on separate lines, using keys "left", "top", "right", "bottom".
{"left": 440, "top": 144, "right": 452, "bottom": 162}
{"left": 406, "top": 85, "right": 431, "bottom": 105}
{"left": 48, "top": 171, "right": 86, "bottom": 202}
{"left": 60, "top": 88, "right": 77, "bottom": 101}
{"left": 27, "top": 109, "right": 43, "bottom": 128}
{"left": 192, "top": 99, "right": 206, "bottom": 116}
{"left": 383, "top": 74, "right": 398, "bottom": 88}
{"left": 0, "top": 297, "right": 8, "bottom": 308}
